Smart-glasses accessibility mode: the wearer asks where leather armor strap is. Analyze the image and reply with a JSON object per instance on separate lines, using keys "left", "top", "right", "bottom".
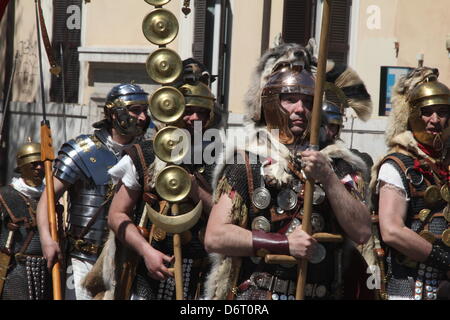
{"left": 0, "top": 190, "right": 26, "bottom": 224}
{"left": 252, "top": 229, "right": 290, "bottom": 257}
{"left": 37, "top": 0, "right": 60, "bottom": 75}
{"left": 240, "top": 150, "right": 259, "bottom": 215}
{"left": 17, "top": 229, "right": 35, "bottom": 256}
{"left": 134, "top": 143, "right": 150, "bottom": 193}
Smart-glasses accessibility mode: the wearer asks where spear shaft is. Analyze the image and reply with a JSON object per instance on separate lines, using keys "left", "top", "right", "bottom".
{"left": 35, "top": 0, "right": 62, "bottom": 300}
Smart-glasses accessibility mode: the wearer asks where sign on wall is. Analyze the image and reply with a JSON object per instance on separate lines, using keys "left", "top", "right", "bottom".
{"left": 379, "top": 66, "right": 413, "bottom": 116}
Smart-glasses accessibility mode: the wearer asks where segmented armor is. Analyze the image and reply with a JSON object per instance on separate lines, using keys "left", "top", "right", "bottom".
{"left": 0, "top": 186, "right": 50, "bottom": 300}
{"left": 53, "top": 132, "right": 118, "bottom": 263}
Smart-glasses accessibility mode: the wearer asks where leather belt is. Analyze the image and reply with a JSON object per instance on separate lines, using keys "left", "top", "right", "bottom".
{"left": 239, "top": 272, "right": 296, "bottom": 296}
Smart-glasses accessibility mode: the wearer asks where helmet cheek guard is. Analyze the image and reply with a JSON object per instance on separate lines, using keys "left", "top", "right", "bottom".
{"left": 111, "top": 106, "right": 147, "bottom": 137}
{"left": 96, "top": 83, "right": 150, "bottom": 136}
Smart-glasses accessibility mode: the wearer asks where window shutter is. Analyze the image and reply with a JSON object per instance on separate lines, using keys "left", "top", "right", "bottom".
{"left": 50, "top": 0, "right": 81, "bottom": 103}
{"left": 282, "top": 0, "right": 313, "bottom": 46}
{"left": 193, "top": 0, "right": 207, "bottom": 64}
{"left": 328, "top": 0, "right": 351, "bottom": 64}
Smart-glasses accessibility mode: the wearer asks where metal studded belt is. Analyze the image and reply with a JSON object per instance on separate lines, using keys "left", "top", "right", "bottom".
{"left": 248, "top": 272, "right": 296, "bottom": 299}
{"left": 68, "top": 236, "right": 102, "bottom": 256}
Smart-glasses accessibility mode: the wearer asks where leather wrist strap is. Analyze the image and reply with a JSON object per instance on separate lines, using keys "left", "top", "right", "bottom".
{"left": 252, "top": 229, "right": 290, "bottom": 257}
{"left": 425, "top": 244, "right": 450, "bottom": 270}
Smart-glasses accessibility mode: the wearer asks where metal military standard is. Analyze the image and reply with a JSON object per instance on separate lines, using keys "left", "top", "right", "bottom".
{"left": 146, "top": 48, "right": 183, "bottom": 85}
{"left": 144, "top": 0, "right": 171, "bottom": 6}
{"left": 146, "top": 201, "right": 202, "bottom": 235}
{"left": 153, "top": 126, "right": 190, "bottom": 163}
{"left": 155, "top": 165, "right": 191, "bottom": 203}
{"left": 149, "top": 86, "right": 185, "bottom": 123}
{"left": 142, "top": 9, "right": 179, "bottom": 46}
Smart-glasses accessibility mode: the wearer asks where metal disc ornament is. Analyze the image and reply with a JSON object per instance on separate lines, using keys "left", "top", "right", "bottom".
{"left": 444, "top": 205, "right": 450, "bottom": 222}
{"left": 277, "top": 189, "right": 298, "bottom": 211}
{"left": 440, "top": 185, "right": 450, "bottom": 202}
{"left": 311, "top": 212, "right": 325, "bottom": 233}
{"left": 442, "top": 229, "right": 450, "bottom": 247}
{"left": 419, "top": 230, "right": 436, "bottom": 244}
{"left": 146, "top": 48, "right": 182, "bottom": 84}
{"left": 144, "top": 0, "right": 171, "bottom": 6}
{"left": 251, "top": 216, "right": 271, "bottom": 232}
{"left": 252, "top": 187, "right": 271, "bottom": 210}
{"left": 149, "top": 86, "right": 185, "bottom": 123}
{"left": 155, "top": 165, "right": 191, "bottom": 202}
{"left": 142, "top": 9, "right": 179, "bottom": 46}
{"left": 153, "top": 126, "right": 190, "bottom": 163}
{"left": 424, "top": 185, "right": 442, "bottom": 206}
{"left": 312, "top": 185, "right": 326, "bottom": 205}
{"left": 309, "top": 243, "right": 326, "bottom": 264}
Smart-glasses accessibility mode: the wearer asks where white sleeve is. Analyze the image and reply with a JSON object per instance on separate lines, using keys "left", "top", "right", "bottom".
{"left": 376, "top": 162, "right": 409, "bottom": 201}
{"left": 108, "top": 155, "right": 141, "bottom": 190}
{"left": 378, "top": 162, "right": 405, "bottom": 190}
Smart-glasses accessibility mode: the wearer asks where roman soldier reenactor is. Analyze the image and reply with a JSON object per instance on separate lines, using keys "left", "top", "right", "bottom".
{"left": 0, "top": 139, "right": 49, "bottom": 300}
{"left": 203, "top": 41, "right": 374, "bottom": 300}
{"left": 371, "top": 68, "right": 450, "bottom": 300}
{"left": 36, "top": 83, "right": 150, "bottom": 299}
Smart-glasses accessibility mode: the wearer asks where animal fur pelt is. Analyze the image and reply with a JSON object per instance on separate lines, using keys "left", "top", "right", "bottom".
{"left": 244, "top": 38, "right": 373, "bottom": 125}
{"left": 81, "top": 230, "right": 116, "bottom": 300}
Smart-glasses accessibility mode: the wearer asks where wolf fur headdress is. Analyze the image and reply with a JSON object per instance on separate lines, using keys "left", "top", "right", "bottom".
{"left": 244, "top": 38, "right": 373, "bottom": 126}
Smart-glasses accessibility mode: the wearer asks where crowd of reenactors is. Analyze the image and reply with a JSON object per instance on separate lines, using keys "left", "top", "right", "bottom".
{"left": 0, "top": 42, "right": 449, "bottom": 301}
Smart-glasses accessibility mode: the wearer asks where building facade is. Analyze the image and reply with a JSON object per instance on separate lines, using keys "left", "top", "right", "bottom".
{"left": 1, "top": 0, "right": 449, "bottom": 183}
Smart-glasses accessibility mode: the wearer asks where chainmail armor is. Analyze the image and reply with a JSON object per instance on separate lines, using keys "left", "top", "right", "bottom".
{"left": 0, "top": 186, "right": 51, "bottom": 300}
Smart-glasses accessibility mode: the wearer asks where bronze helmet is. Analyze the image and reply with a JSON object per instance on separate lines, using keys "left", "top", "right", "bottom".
{"left": 178, "top": 82, "right": 216, "bottom": 129}
{"left": 407, "top": 79, "right": 450, "bottom": 149}
{"left": 15, "top": 138, "right": 41, "bottom": 173}
{"left": 259, "top": 65, "right": 315, "bottom": 144}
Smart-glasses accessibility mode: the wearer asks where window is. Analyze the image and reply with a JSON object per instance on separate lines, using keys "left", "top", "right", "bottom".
{"left": 283, "top": 0, "right": 351, "bottom": 65}
{"left": 50, "top": 0, "right": 81, "bottom": 103}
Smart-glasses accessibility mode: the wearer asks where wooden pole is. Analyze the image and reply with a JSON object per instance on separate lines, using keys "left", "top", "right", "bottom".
{"left": 296, "top": 0, "right": 332, "bottom": 300}
{"left": 171, "top": 203, "right": 184, "bottom": 300}
{"left": 41, "top": 123, "right": 62, "bottom": 300}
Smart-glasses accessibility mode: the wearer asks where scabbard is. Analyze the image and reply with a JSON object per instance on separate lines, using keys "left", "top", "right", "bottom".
{"left": 0, "top": 251, "right": 11, "bottom": 296}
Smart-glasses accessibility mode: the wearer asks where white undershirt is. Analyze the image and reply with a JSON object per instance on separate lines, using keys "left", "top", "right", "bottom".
{"left": 10, "top": 177, "right": 44, "bottom": 200}
{"left": 108, "top": 155, "right": 141, "bottom": 190}
{"left": 377, "top": 162, "right": 409, "bottom": 201}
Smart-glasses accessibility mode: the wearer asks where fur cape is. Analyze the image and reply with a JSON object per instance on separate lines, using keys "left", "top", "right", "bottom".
{"left": 203, "top": 124, "right": 369, "bottom": 300}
